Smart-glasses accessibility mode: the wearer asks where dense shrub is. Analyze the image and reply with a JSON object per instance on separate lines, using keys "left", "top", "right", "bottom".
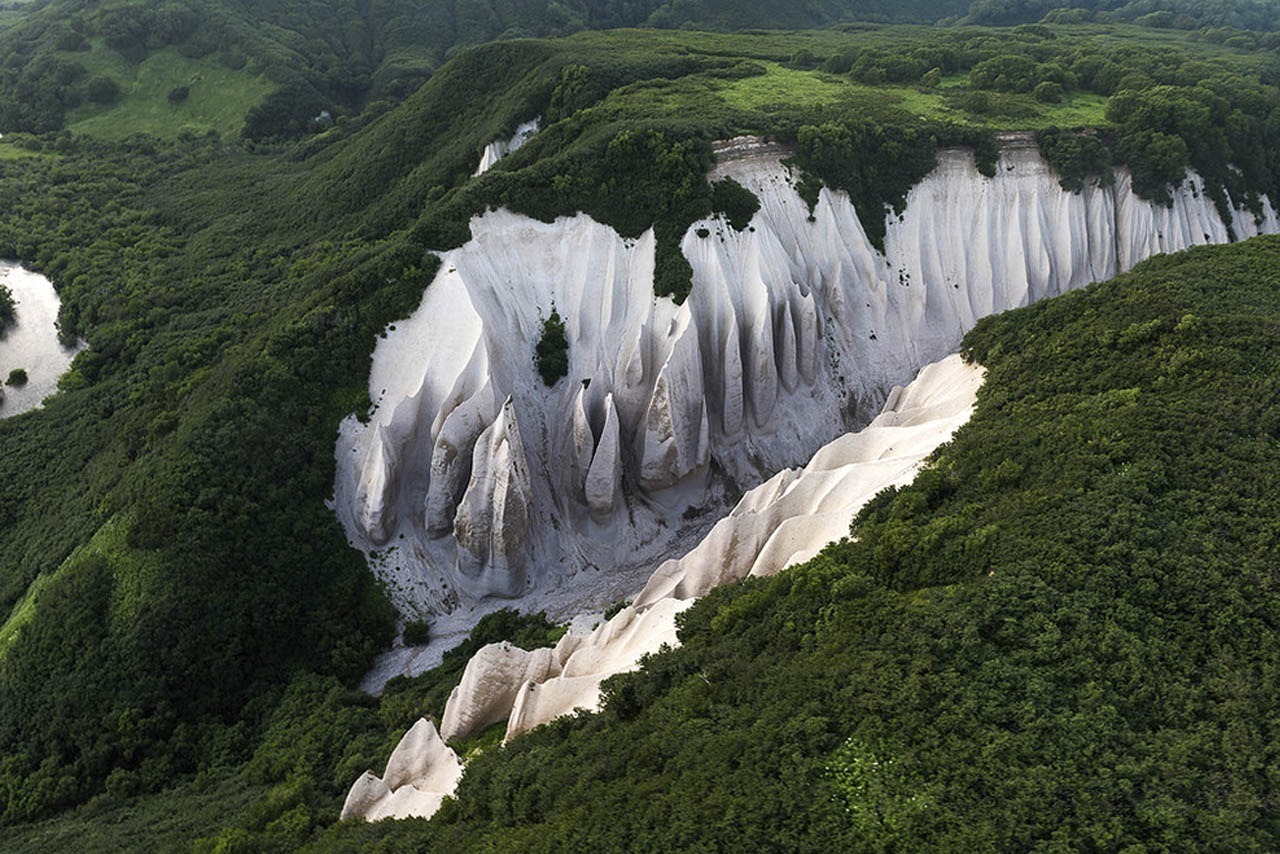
{"left": 402, "top": 619, "right": 430, "bottom": 646}
{"left": 86, "top": 76, "right": 120, "bottom": 105}
{"left": 535, "top": 309, "right": 569, "bottom": 386}
{"left": 1037, "top": 127, "right": 1114, "bottom": 191}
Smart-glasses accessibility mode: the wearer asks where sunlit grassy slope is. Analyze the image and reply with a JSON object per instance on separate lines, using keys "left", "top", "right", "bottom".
{"left": 714, "top": 61, "right": 1110, "bottom": 129}
{"left": 57, "top": 42, "right": 274, "bottom": 139}
{"left": 0, "top": 142, "right": 44, "bottom": 160}
{"left": 586, "top": 57, "right": 1110, "bottom": 132}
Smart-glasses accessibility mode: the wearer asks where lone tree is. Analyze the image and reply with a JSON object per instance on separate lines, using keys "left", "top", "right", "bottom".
{"left": 535, "top": 309, "right": 569, "bottom": 386}
{"left": 7, "top": 368, "right": 27, "bottom": 386}
{"left": 0, "top": 283, "right": 15, "bottom": 327}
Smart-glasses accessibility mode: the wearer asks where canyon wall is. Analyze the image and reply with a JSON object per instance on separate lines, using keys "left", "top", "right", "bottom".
{"left": 343, "top": 353, "right": 984, "bottom": 821}
{"left": 333, "top": 138, "right": 1278, "bottom": 620}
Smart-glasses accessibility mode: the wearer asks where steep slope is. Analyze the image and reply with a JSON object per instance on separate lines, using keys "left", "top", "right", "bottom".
{"left": 343, "top": 353, "right": 984, "bottom": 822}
{"left": 335, "top": 137, "right": 1277, "bottom": 635}
{"left": 316, "top": 233, "right": 1280, "bottom": 853}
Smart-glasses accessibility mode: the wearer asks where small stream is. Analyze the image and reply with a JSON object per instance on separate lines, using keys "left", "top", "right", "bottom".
{"left": 0, "top": 262, "right": 82, "bottom": 418}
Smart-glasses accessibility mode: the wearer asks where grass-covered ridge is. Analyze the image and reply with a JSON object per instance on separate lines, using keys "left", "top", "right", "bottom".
{"left": 299, "top": 234, "right": 1280, "bottom": 852}
{"left": 299, "top": 23, "right": 1280, "bottom": 286}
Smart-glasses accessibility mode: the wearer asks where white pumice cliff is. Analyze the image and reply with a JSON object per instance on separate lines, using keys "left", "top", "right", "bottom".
{"left": 334, "top": 136, "right": 1279, "bottom": 633}
{"left": 338, "top": 133, "right": 1280, "bottom": 823}
{"left": 343, "top": 352, "right": 985, "bottom": 821}
{"left": 473, "top": 118, "right": 540, "bottom": 176}
{"left": 339, "top": 718, "right": 462, "bottom": 822}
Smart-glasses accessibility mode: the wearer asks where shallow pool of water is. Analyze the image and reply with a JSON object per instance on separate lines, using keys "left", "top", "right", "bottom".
{"left": 0, "top": 262, "right": 82, "bottom": 418}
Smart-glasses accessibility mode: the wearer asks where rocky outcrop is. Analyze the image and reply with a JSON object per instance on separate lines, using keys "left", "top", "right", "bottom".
{"left": 453, "top": 397, "right": 532, "bottom": 598}
{"left": 334, "top": 142, "right": 1279, "bottom": 620}
{"left": 346, "top": 353, "right": 985, "bottom": 821}
{"left": 340, "top": 719, "right": 462, "bottom": 822}
{"left": 584, "top": 393, "right": 623, "bottom": 518}
{"left": 474, "top": 118, "right": 540, "bottom": 176}
{"left": 440, "top": 642, "right": 557, "bottom": 742}
{"left": 634, "top": 354, "right": 982, "bottom": 607}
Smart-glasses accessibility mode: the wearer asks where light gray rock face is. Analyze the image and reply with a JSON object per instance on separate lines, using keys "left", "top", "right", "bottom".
{"left": 453, "top": 397, "right": 532, "bottom": 598}
{"left": 440, "top": 642, "right": 558, "bottom": 742}
{"left": 340, "top": 719, "right": 462, "bottom": 822}
{"left": 473, "top": 118, "right": 540, "bottom": 176}
{"left": 584, "top": 394, "right": 623, "bottom": 518}
{"left": 334, "top": 139, "right": 1280, "bottom": 619}
{"left": 351, "top": 353, "right": 985, "bottom": 822}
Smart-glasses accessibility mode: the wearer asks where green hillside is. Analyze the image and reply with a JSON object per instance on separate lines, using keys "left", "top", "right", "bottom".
{"left": 57, "top": 41, "right": 275, "bottom": 139}
{"left": 2, "top": 0, "right": 1276, "bottom": 141}
{"left": 0, "top": 0, "right": 974, "bottom": 139}
{"left": 0, "top": 10, "right": 1278, "bottom": 852}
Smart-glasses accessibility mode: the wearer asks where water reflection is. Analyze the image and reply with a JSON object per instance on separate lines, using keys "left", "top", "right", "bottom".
{"left": 0, "top": 262, "right": 83, "bottom": 418}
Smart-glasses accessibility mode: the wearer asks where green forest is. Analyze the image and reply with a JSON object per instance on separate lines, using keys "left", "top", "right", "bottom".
{"left": 0, "top": 0, "right": 1277, "bottom": 849}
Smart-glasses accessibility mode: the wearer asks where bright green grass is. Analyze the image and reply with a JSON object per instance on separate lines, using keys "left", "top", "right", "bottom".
{"left": 70, "top": 513, "right": 165, "bottom": 628}
{"left": 1031, "top": 90, "right": 1109, "bottom": 128}
{"left": 0, "top": 142, "right": 45, "bottom": 159}
{"left": 0, "top": 572, "right": 53, "bottom": 656}
{"left": 716, "top": 61, "right": 853, "bottom": 110}
{"left": 57, "top": 41, "right": 275, "bottom": 139}
{"left": 0, "top": 513, "right": 163, "bottom": 657}
{"left": 708, "top": 60, "right": 1110, "bottom": 130}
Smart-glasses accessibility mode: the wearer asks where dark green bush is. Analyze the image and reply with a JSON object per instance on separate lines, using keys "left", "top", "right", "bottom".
{"left": 535, "top": 309, "right": 569, "bottom": 385}
{"left": 86, "top": 77, "right": 120, "bottom": 105}
{"left": 1032, "top": 80, "right": 1063, "bottom": 102}
{"left": 710, "top": 176, "right": 760, "bottom": 231}
{"left": 1038, "top": 127, "right": 1114, "bottom": 191}
{"left": 402, "top": 619, "right": 430, "bottom": 646}
{"left": 0, "top": 283, "right": 14, "bottom": 326}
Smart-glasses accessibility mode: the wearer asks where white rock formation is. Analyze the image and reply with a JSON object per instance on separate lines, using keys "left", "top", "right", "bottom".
{"left": 334, "top": 137, "right": 1279, "bottom": 622}
{"left": 474, "top": 118, "right": 541, "bottom": 176}
{"left": 452, "top": 397, "right": 533, "bottom": 598}
{"left": 633, "top": 354, "right": 982, "bottom": 607}
{"left": 340, "top": 718, "right": 462, "bottom": 822}
{"left": 346, "top": 353, "right": 984, "bottom": 821}
{"left": 439, "top": 642, "right": 557, "bottom": 742}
